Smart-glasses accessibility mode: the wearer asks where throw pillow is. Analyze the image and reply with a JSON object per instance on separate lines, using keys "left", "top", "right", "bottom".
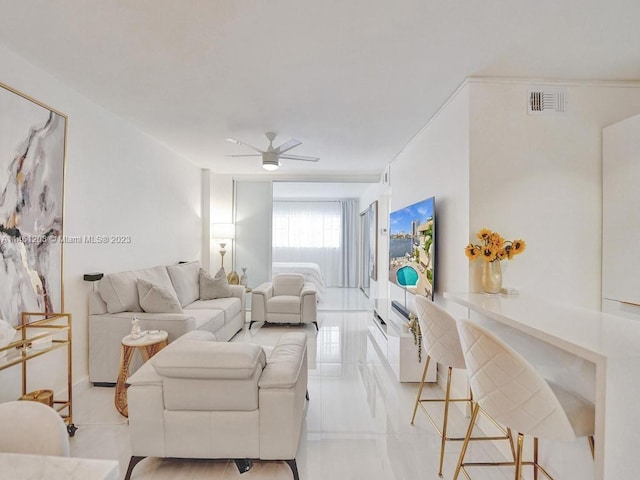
{"left": 137, "top": 279, "right": 183, "bottom": 314}
{"left": 167, "top": 261, "right": 201, "bottom": 307}
{"left": 199, "top": 268, "right": 231, "bottom": 300}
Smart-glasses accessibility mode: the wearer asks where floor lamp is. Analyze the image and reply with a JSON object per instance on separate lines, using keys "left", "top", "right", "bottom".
{"left": 211, "top": 223, "right": 235, "bottom": 270}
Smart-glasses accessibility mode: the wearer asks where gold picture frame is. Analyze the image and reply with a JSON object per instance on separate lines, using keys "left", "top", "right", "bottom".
{"left": 0, "top": 82, "right": 67, "bottom": 325}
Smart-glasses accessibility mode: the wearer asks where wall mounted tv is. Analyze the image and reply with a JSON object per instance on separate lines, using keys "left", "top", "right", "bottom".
{"left": 389, "top": 196, "right": 435, "bottom": 300}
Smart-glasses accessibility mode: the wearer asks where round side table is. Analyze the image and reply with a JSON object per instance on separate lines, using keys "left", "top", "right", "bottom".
{"left": 114, "top": 331, "right": 168, "bottom": 417}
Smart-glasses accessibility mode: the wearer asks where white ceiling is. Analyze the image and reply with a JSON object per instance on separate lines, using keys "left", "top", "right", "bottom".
{"left": 1, "top": 0, "right": 639, "bottom": 178}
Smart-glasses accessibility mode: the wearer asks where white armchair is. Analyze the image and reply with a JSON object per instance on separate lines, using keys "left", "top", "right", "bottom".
{"left": 251, "top": 273, "right": 318, "bottom": 330}
{"left": 124, "top": 330, "right": 308, "bottom": 480}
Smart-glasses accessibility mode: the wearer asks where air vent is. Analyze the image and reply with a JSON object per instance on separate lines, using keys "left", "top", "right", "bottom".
{"left": 527, "top": 88, "right": 567, "bottom": 115}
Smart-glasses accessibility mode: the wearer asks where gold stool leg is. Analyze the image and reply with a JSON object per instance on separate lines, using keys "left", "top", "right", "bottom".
{"left": 533, "top": 437, "right": 540, "bottom": 480}
{"left": 438, "top": 366, "right": 454, "bottom": 477}
{"left": 588, "top": 436, "right": 595, "bottom": 459}
{"left": 453, "top": 402, "right": 480, "bottom": 480}
{"left": 411, "top": 355, "right": 431, "bottom": 425}
{"left": 514, "top": 433, "right": 524, "bottom": 480}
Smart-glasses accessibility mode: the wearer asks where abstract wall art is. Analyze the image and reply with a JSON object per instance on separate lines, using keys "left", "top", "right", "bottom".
{"left": 0, "top": 82, "right": 66, "bottom": 326}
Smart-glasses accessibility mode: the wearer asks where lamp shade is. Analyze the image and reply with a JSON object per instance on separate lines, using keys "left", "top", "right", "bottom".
{"left": 211, "top": 223, "right": 235, "bottom": 240}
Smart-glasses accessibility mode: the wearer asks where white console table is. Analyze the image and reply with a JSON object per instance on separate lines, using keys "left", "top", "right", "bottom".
{"left": 370, "top": 299, "right": 436, "bottom": 383}
{"left": 445, "top": 292, "right": 640, "bottom": 480}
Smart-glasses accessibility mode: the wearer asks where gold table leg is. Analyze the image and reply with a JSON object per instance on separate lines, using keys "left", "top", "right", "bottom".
{"left": 114, "top": 339, "right": 168, "bottom": 417}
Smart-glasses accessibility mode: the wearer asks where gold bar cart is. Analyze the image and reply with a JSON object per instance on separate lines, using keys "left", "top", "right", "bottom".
{"left": 0, "top": 312, "right": 76, "bottom": 436}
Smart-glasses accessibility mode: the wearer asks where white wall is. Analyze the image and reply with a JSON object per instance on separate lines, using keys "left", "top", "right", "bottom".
{"left": 389, "top": 84, "right": 471, "bottom": 317}
{"left": 0, "top": 45, "right": 201, "bottom": 396}
{"left": 468, "top": 80, "right": 640, "bottom": 308}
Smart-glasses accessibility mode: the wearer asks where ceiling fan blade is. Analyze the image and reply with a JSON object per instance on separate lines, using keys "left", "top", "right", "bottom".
{"left": 275, "top": 139, "right": 302, "bottom": 154}
{"left": 279, "top": 154, "right": 319, "bottom": 162}
{"left": 224, "top": 154, "right": 262, "bottom": 158}
{"left": 226, "top": 137, "right": 264, "bottom": 154}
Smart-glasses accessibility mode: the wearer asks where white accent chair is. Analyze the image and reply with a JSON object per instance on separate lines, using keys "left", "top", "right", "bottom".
{"left": 454, "top": 319, "right": 595, "bottom": 480}
{"left": 251, "top": 273, "right": 318, "bottom": 330}
{"left": 410, "top": 296, "right": 512, "bottom": 477}
{"left": 124, "top": 330, "right": 308, "bottom": 480}
{"left": 0, "top": 401, "right": 70, "bottom": 457}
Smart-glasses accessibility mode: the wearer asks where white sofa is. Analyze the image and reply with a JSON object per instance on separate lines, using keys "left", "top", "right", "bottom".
{"left": 124, "top": 330, "right": 308, "bottom": 480}
{"left": 250, "top": 273, "right": 318, "bottom": 330}
{"left": 89, "top": 261, "right": 245, "bottom": 384}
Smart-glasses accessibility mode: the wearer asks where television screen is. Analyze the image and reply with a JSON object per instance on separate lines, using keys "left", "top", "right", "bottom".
{"left": 389, "top": 196, "right": 435, "bottom": 300}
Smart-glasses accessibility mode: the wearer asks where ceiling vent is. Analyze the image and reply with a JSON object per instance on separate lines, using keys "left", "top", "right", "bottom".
{"left": 527, "top": 88, "right": 567, "bottom": 115}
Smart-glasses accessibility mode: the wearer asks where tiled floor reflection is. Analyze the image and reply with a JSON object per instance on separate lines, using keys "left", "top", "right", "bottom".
{"left": 70, "top": 289, "right": 512, "bottom": 480}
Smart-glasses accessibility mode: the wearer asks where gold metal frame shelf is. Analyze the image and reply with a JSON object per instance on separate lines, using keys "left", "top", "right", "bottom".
{"left": 0, "top": 312, "right": 76, "bottom": 437}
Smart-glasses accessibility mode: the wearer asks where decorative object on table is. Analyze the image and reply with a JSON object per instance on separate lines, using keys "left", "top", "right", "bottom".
{"left": 20, "top": 389, "right": 54, "bottom": 407}
{"left": 227, "top": 270, "right": 240, "bottom": 285}
{"left": 0, "top": 319, "right": 16, "bottom": 359}
{"left": 130, "top": 316, "right": 143, "bottom": 340}
{"left": 240, "top": 267, "right": 248, "bottom": 287}
{"left": 465, "top": 228, "right": 526, "bottom": 294}
{"left": 0, "top": 82, "right": 67, "bottom": 327}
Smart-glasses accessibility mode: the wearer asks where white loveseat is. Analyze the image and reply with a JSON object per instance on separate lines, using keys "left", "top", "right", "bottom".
{"left": 124, "top": 330, "right": 308, "bottom": 480}
{"left": 89, "top": 261, "right": 245, "bottom": 384}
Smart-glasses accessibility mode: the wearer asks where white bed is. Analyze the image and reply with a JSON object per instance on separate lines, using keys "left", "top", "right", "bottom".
{"left": 272, "top": 262, "right": 326, "bottom": 299}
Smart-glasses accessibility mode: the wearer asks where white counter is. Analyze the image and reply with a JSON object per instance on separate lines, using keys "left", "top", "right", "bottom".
{"left": 0, "top": 453, "right": 119, "bottom": 480}
{"left": 445, "top": 292, "right": 640, "bottom": 480}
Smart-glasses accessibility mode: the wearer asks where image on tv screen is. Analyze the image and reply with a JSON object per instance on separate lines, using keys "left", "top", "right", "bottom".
{"left": 389, "top": 196, "right": 435, "bottom": 299}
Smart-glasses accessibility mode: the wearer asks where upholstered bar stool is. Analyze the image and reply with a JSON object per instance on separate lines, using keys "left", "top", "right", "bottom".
{"left": 454, "top": 319, "right": 595, "bottom": 480}
{"left": 0, "top": 401, "right": 70, "bottom": 456}
{"left": 410, "top": 295, "right": 514, "bottom": 477}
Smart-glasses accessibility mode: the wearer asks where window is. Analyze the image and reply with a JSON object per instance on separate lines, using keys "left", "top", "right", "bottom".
{"left": 273, "top": 201, "right": 341, "bottom": 249}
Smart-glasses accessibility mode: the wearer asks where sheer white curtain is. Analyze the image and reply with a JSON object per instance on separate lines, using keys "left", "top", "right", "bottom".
{"left": 272, "top": 200, "right": 359, "bottom": 287}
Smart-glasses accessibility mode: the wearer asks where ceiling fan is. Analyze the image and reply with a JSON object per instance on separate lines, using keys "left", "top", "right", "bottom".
{"left": 225, "top": 132, "right": 319, "bottom": 171}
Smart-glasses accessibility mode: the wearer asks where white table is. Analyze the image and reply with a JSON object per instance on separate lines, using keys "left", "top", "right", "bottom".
{"left": 445, "top": 292, "right": 640, "bottom": 480}
{"left": 0, "top": 452, "right": 119, "bottom": 479}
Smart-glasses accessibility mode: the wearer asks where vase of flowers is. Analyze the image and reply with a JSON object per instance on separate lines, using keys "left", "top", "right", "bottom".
{"left": 465, "top": 228, "right": 526, "bottom": 294}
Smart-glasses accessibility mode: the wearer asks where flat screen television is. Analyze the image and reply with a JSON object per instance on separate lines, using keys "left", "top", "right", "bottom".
{"left": 389, "top": 196, "right": 435, "bottom": 300}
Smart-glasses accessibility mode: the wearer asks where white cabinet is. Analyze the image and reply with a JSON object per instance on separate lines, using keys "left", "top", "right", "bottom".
{"left": 602, "top": 113, "right": 640, "bottom": 315}
{"left": 369, "top": 299, "right": 436, "bottom": 382}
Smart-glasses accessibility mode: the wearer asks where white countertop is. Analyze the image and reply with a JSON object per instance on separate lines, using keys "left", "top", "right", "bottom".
{"left": 0, "top": 453, "right": 119, "bottom": 480}
{"left": 444, "top": 292, "right": 640, "bottom": 362}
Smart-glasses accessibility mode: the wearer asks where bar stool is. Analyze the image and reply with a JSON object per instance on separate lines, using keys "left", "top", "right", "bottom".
{"left": 454, "top": 319, "right": 595, "bottom": 480}
{"left": 410, "top": 295, "right": 514, "bottom": 477}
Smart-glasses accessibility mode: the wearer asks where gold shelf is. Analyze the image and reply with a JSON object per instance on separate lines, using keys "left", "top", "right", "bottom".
{"left": 0, "top": 312, "right": 75, "bottom": 436}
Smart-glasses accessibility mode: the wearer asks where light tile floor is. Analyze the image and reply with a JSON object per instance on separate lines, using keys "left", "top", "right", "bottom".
{"left": 70, "top": 288, "right": 514, "bottom": 480}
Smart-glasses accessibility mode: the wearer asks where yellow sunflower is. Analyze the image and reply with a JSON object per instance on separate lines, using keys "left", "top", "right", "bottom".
{"left": 495, "top": 248, "right": 508, "bottom": 261}
{"left": 481, "top": 246, "right": 497, "bottom": 262}
{"left": 477, "top": 228, "right": 492, "bottom": 242}
{"left": 488, "top": 232, "right": 505, "bottom": 248}
{"left": 465, "top": 244, "right": 480, "bottom": 260}
{"left": 511, "top": 239, "right": 526, "bottom": 255}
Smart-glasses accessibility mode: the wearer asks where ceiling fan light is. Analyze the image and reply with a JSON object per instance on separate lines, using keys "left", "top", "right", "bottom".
{"left": 262, "top": 160, "right": 279, "bottom": 171}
